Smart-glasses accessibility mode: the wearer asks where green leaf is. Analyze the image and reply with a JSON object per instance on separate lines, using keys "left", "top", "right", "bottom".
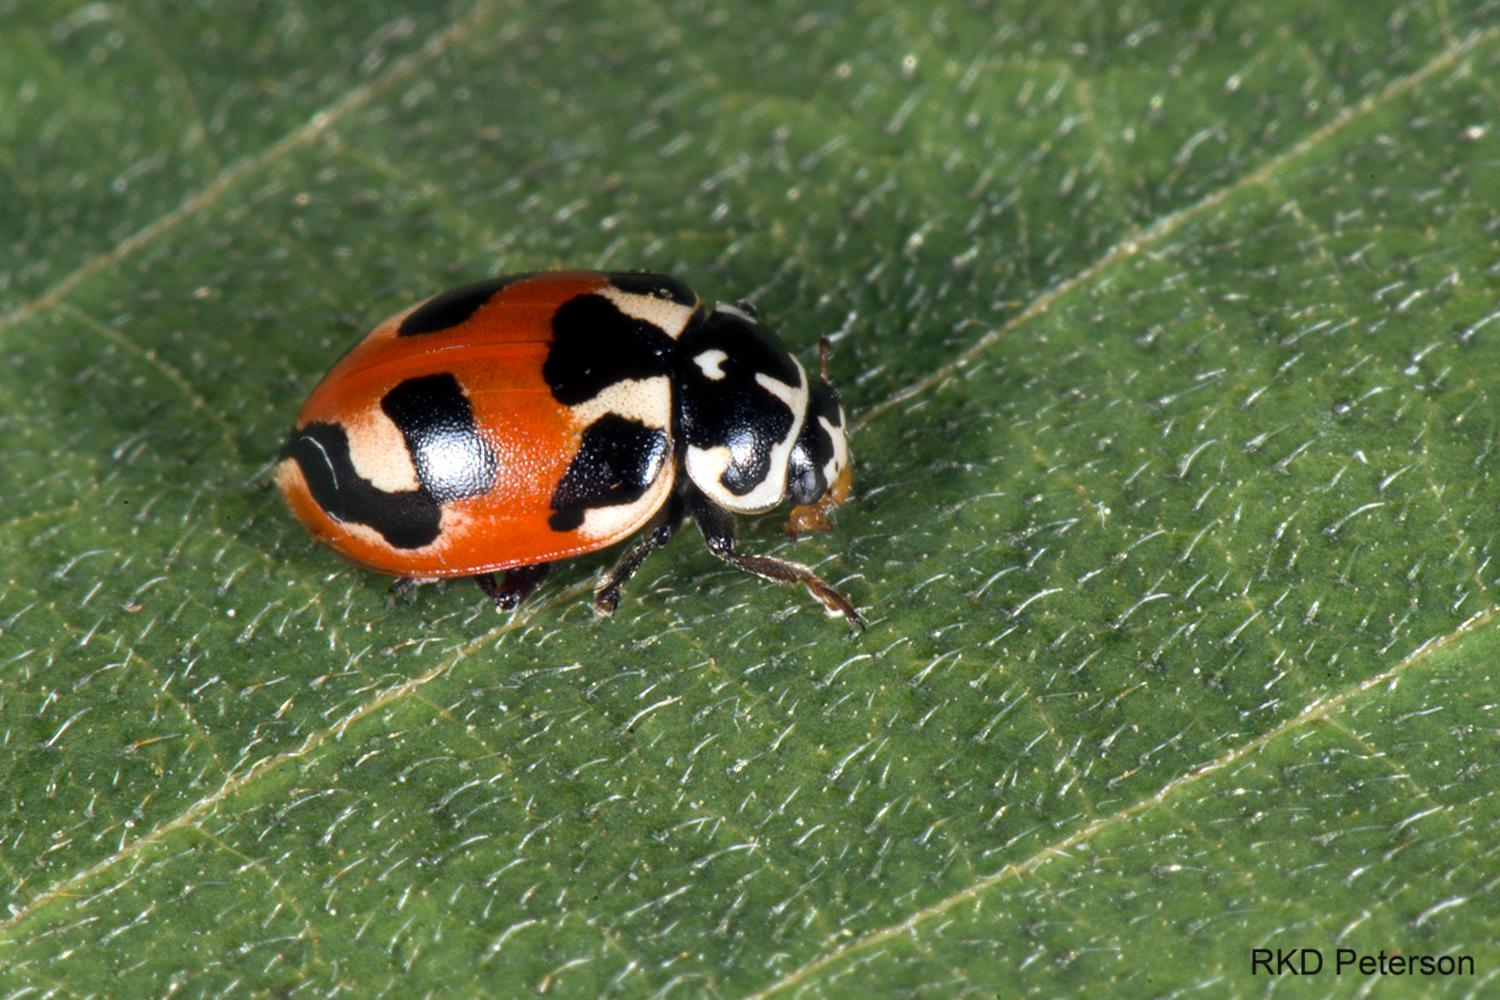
{"left": 4, "top": 1, "right": 1499, "bottom": 995}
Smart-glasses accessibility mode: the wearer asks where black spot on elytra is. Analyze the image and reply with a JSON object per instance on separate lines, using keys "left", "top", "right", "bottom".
{"left": 281, "top": 423, "right": 441, "bottom": 549}
{"left": 397, "top": 275, "right": 524, "bottom": 336}
{"left": 549, "top": 415, "right": 669, "bottom": 532}
{"left": 608, "top": 272, "right": 697, "bottom": 307}
{"left": 675, "top": 308, "right": 802, "bottom": 497}
{"left": 381, "top": 374, "right": 498, "bottom": 502}
{"left": 788, "top": 382, "right": 843, "bottom": 505}
{"left": 542, "top": 294, "right": 676, "bottom": 405}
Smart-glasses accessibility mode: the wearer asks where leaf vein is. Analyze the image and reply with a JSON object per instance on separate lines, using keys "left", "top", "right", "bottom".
{"left": 746, "top": 604, "right": 1500, "bottom": 998}
{"left": 0, "top": 576, "right": 591, "bottom": 940}
{"left": 854, "top": 25, "right": 1500, "bottom": 434}
{"left": 0, "top": 0, "right": 494, "bottom": 340}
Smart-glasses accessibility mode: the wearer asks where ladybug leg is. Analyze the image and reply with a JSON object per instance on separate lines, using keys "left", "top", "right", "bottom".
{"left": 387, "top": 577, "right": 416, "bottom": 601}
{"left": 474, "top": 564, "right": 551, "bottom": 611}
{"left": 688, "top": 490, "right": 863, "bottom": 631}
{"left": 594, "top": 493, "right": 686, "bottom": 616}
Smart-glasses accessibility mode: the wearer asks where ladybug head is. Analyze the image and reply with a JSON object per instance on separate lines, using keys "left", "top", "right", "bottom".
{"left": 785, "top": 337, "right": 852, "bottom": 536}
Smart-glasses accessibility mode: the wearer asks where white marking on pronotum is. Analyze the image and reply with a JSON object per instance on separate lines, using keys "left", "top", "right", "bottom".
{"left": 685, "top": 443, "right": 733, "bottom": 504}
{"left": 819, "top": 414, "right": 849, "bottom": 484}
{"left": 755, "top": 366, "right": 806, "bottom": 411}
{"left": 688, "top": 357, "right": 810, "bottom": 514}
{"left": 714, "top": 301, "right": 757, "bottom": 323}
{"left": 694, "top": 349, "right": 729, "bottom": 380}
{"left": 599, "top": 286, "right": 698, "bottom": 340}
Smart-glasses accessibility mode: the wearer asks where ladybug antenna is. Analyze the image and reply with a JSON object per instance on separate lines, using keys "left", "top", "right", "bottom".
{"left": 818, "top": 335, "right": 832, "bottom": 382}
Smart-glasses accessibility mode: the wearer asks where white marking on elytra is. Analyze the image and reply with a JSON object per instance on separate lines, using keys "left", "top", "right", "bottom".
{"left": 568, "top": 376, "right": 672, "bottom": 430}
{"left": 370, "top": 309, "right": 409, "bottom": 342}
{"left": 339, "top": 517, "right": 407, "bottom": 550}
{"left": 694, "top": 348, "right": 729, "bottom": 381}
{"left": 344, "top": 407, "right": 421, "bottom": 492}
{"left": 599, "top": 287, "right": 697, "bottom": 340}
{"left": 336, "top": 508, "right": 466, "bottom": 558}
{"left": 577, "top": 448, "right": 676, "bottom": 543}
{"left": 566, "top": 375, "right": 674, "bottom": 542}
{"left": 273, "top": 458, "right": 308, "bottom": 503}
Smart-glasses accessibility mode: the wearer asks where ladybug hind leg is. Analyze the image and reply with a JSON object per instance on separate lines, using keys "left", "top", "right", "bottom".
{"left": 595, "top": 493, "right": 686, "bottom": 616}
{"left": 688, "top": 489, "right": 863, "bottom": 631}
{"left": 476, "top": 564, "right": 551, "bottom": 611}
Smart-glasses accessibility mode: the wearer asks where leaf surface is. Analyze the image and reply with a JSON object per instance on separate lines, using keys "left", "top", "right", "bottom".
{"left": 3, "top": 1, "right": 1499, "bottom": 995}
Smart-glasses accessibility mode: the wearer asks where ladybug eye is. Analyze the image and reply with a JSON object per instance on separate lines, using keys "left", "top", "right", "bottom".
{"left": 787, "top": 381, "right": 848, "bottom": 506}
{"left": 788, "top": 453, "right": 823, "bottom": 506}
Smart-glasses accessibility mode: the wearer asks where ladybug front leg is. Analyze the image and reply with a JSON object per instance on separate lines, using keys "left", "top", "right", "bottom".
{"left": 475, "top": 563, "right": 551, "bottom": 611}
{"left": 688, "top": 490, "right": 863, "bottom": 631}
{"left": 594, "top": 493, "right": 686, "bottom": 616}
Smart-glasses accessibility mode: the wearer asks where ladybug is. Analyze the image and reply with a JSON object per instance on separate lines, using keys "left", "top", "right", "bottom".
{"left": 276, "top": 271, "right": 860, "bottom": 626}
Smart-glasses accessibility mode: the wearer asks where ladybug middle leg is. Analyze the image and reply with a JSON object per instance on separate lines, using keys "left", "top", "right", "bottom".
{"left": 688, "top": 489, "right": 863, "bottom": 631}
{"left": 475, "top": 564, "right": 551, "bottom": 611}
{"left": 594, "top": 493, "right": 686, "bottom": 616}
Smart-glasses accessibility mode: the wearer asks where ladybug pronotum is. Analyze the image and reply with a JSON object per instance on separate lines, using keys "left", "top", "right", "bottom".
{"left": 275, "top": 271, "right": 860, "bottom": 626}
